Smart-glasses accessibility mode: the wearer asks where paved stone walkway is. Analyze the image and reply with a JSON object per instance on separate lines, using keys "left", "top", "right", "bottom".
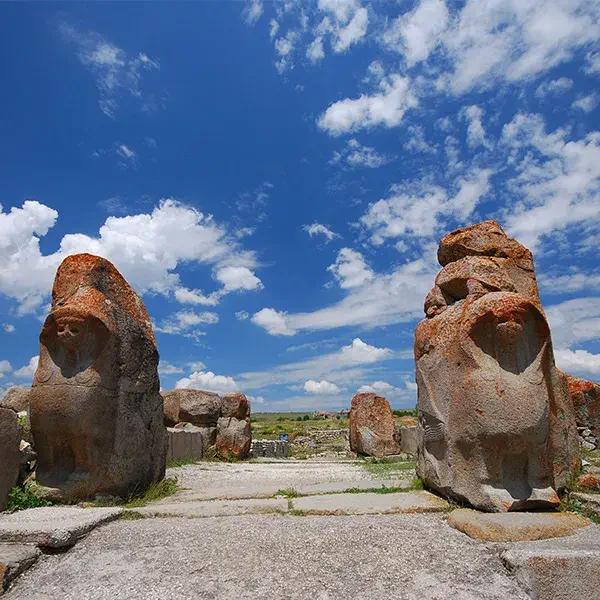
{"left": 2, "top": 461, "right": 599, "bottom": 599}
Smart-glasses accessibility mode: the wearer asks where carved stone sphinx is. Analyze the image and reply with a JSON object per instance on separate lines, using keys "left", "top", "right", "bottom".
{"left": 415, "top": 221, "right": 578, "bottom": 512}
{"left": 30, "top": 254, "right": 166, "bottom": 501}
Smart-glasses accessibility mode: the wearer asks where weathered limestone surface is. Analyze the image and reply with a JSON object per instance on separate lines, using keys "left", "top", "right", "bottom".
{"left": 349, "top": 393, "right": 401, "bottom": 457}
{"left": 0, "top": 543, "right": 40, "bottom": 593}
{"left": 501, "top": 524, "right": 600, "bottom": 600}
{"left": 448, "top": 508, "right": 590, "bottom": 542}
{"left": 0, "top": 388, "right": 30, "bottom": 414}
{"left": 0, "top": 408, "right": 20, "bottom": 511}
{"left": 415, "top": 221, "right": 579, "bottom": 512}
{"left": 29, "top": 254, "right": 166, "bottom": 501}
{"left": 215, "top": 417, "right": 252, "bottom": 459}
{"left": 0, "top": 506, "right": 122, "bottom": 549}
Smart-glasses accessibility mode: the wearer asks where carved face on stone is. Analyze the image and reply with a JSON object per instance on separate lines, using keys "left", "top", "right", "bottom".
{"left": 30, "top": 254, "right": 163, "bottom": 500}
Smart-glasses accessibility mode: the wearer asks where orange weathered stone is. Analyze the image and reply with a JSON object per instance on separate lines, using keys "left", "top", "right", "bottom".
{"left": 415, "top": 222, "right": 579, "bottom": 512}
{"left": 349, "top": 393, "right": 401, "bottom": 457}
{"left": 30, "top": 254, "right": 166, "bottom": 501}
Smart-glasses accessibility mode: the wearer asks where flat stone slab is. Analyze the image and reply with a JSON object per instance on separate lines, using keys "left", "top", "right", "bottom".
{"left": 134, "top": 498, "right": 288, "bottom": 518}
{"left": 0, "top": 507, "right": 123, "bottom": 549}
{"left": 501, "top": 524, "right": 600, "bottom": 600}
{"left": 448, "top": 508, "right": 590, "bottom": 542}
{"left": 295, "top": 479, "right": 412, "bottom": 495}
{"left": 4, "top": 514, "right": 529, "bottom": 599}
{"left": 0, "top": 544, "right": 40, "bottom": 592}
{"left": 292, "top": 491, "right": 448, "bottom": 515}
{"left": 571, "top": 492, "right": 600, "bottom": 516}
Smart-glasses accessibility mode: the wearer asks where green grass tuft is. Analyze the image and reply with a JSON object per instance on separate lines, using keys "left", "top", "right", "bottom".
{"left": 124, "top": 477, "right": 179, "bottom": 508}
{"left": 6, "top": 484, "right": 53, "bottom": 512}
{"left": 166, "top": 457, "right": 199, "bottom": 469}
{"left": 274, "top": 487, "right": 300, "bottom": 498}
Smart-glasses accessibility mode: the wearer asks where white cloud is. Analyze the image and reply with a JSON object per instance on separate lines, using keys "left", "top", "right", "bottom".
{"left": 315, "top": 0, "right": 368, "bottom": 56}
{"left": 357, "top": 379, "right": 417, "bottom": 402}
{"left": 304, "top": 379, "right": 341, "bottom": 394}
{"left": 383, "top": 0, "right": 449, "bottom": 66}
{"left": 252, "top": 256, "right": 433, "bottom": 336}
{"left": 14, "top": 356, "right": 39, "bottom": 380}
{"left": 327, "top": 248, "right": 373, "bottom": 289}
{"left": 158, "top": 361, "right": 185, "bottom": 376}
{"left": 176, "top": 370, "right": 238, "bottom": 394}
{"left": 535, "top": 77, "right": 573, "bottom": 98}
{"left": 572, "top": 93, "right": 599, "bottom": 113}
{"left": 501, "top": 113, "right": 600, "bottom": 250}
{"left": 238, "top": 337, "right": 393, "bottom": 390}
{"left": 307, "top": 37, "right": 325, "bottom": 62}
{"left": 3, "top": 324, "right": 15, "bottom": 333}
{"left": 331, "top": 139, "right": 391, "bottom": 168}
{"left": 546, "top": 297, "right": 600, "bottom": 349}
{"left": 235, "top": 310, "right": 250, "bottom": 321}
{"left": 0, "top": 199, "right": 261, "bottom": 315}
{"left": 539, "top": 270, "right": 600, "bottom": 294}
{"left": 156, "top": 310, "right": 219, "bottom": 335}
{"left": 463, "top": 105, "right": 489, "bottom": 149}
{"left": 360, "top": 168, "right": 491, "bottom": 245}
{"left": 242, "top": 0, "right": 264, "bottom": 26}
{"left": 442, "top": 1, "right": 600, "bottom": 94}
{"left": 303, "top": 223, "right": 340, "bottom": 242}
{"left": 215, "top": 266, "right": 263, "bottom": 292}
{"left": 554, "top": 348, "right": 600, "bottom": 377}
{"left": 586, "top": 50, "right": 600, "bottom": 74}
{"left": 60, "top": 23, "right": 159, "bottom": 117}
{"left": 252, "top": 308, "right": 296, "bottom": 336}
{"left": 318, "top": 73, "right": 417, "bottom": 135}
{"left": 0, "top": 360, "right": 12, "bottom": 379}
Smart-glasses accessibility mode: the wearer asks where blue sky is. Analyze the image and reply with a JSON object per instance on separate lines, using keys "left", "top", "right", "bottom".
{"left": 1, "top": 1, "right": 599, "bottom": 411}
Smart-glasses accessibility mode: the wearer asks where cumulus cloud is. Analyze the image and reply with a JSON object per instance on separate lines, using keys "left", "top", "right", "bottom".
{"left": 501, "top": 113, "right": 600, "bottom": 250}
{"left": 331, "top": 139, "right": 391, "bottom": 168}
{"left": 176, "top": 370, "right": 238, "bottom": 394}
{"left": 327, "top": 248, "right": 373, "bottom": 289}
{"left": 238, "top": 337, "right": 394, "bottom": 390}
{"left": 158, "top": 361, "right": 185, "bottom": 376}
{"left": 554, "top": 348, "right": 600, "bottom": 377}
{"left": 318, "top": 73, "right": 417, "bottom": 135}
{"left": 546, "top": 297, "right": 600, "bottom": 349}
{"left": 60, "top": 23, "right": 159, "bottom": 117}
{"left": 314, "top": 0, "right": 368, "bottom": 55}
{"left": 0, "top": 199, "right": 261, "bottom": 315}
{"left": 14, "top": 356, "right": 39, "bottom": 380}
{"left": 242, "top": 0, "right": 263, "bottom": 26}
{"left": 572, "top": 93, "right": 599, "bottom": 113}
{"left": 462, "top": 105, "right": 489, "bottom": 149}
{"left": 535, "top": 77, "right": 573, "bottom": 98}
{"left": 252, "top": 256, "right": 433, "bottom": 336}
{"left": 156, "top": 310, "right": 219, "bottom": 335}
{"left": 360, "top": 168, "right": 492, "bottom": 245}
{"left": 304, "top": 379, "right": 341, "bottom": 394}
{"left": 382, "top": 0, "right": 448, "bottom": 66}
{"left": 303, "top": 223, "right": 340, "bottom": 242}
{"left": 0, "top": 360, "right": 12, "bottom": 379}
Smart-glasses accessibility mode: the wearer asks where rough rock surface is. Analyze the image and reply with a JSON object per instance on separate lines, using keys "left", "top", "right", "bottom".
{"left": 501, "top": 524, "right": 600, "bottom": 600}
{"left": 29, "top": 254, "right": 166, "bottom": 501}
{"left": 448, "top": 508, "right": 590, "bottom": 541}
{"left": 0, "top": 408, "right": 20, "bottom": 511}
{"left": 0, "top": 506, "right": 122, "bottom": 549}
{"left": 0, "top": 388, "right": 30, "bottom": 414}
{"left": 161, "top": 389, "right": 252, "bottom": 460}
{"left": 349, "top": 393, "right": 401, "bottom": 457}
{"left": 168, "top": 389, "right": 222, "bottom": 427}
{"left": 0, "top": 544, "right": 40, "bottom": 593}
{"left": 415, "top": 221, "right": 579, "bottom": 512}
{"left": 215, "top": 417, "right": 251, "bottom": 459}
{"left": 4, "top": 514, "right": 529, "bottom": 600}
{"left": 565, "top": 374, "right": 600, "bottom": 446}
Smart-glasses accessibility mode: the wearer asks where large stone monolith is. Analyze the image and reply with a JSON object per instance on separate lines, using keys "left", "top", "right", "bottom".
{"left": 349, "top": 392, "right": 401, "bottom": 457}
{"left": 0, "top": 407, "right": 20, "bottom": 510}
{"left": 415, "top": 221, "right": 578, "bottom": 512}
{"left": 29, "top": 254, "right": 166, "bottom": 501}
